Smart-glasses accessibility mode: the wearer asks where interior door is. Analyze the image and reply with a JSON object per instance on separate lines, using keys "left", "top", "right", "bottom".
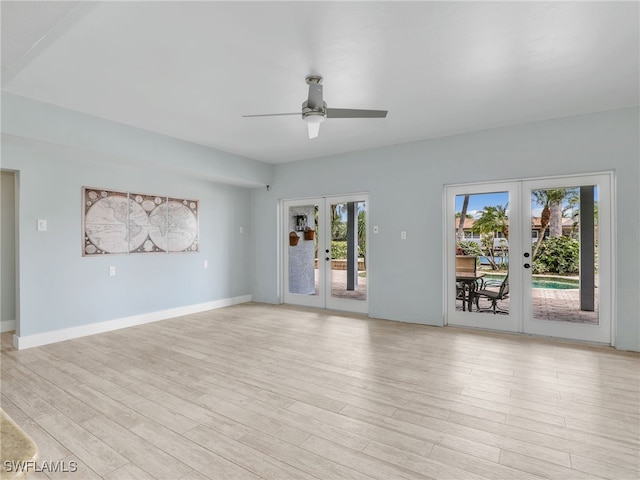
{"left": 521, "top": 174, "right": 612, "bottom": 344}
{"left": 283, "top": 194, "right": 368, "bottom": 314}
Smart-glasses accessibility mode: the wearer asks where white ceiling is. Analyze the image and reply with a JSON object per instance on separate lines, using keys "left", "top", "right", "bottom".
{"left": 2, "top": 1, "right": 638, "bottom": 164}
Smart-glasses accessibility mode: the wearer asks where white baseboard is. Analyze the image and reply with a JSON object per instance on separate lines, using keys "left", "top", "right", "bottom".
{"left": 1, "top": 319, "right": 16, "bottom": 333}
{"left": 13, "top": 295, "right": 252, "bottom": 350}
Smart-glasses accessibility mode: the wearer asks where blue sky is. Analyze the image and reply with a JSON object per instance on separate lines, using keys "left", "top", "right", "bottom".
{"left": 455, "top": 192, "right": 509, "bottom": 218}
{"left": 456, "top": 187, "right": 598, "bottom": 218}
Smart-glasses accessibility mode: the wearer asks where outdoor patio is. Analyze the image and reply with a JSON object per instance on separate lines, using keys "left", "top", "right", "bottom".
{"left": 465, "top": 287, "right": 599, "bottom": 325}
{"left": 314, "top": 269, "right": 367, "bottom": 300}
{"left": 325, "top": 270, "right": 599, "bottom": 325}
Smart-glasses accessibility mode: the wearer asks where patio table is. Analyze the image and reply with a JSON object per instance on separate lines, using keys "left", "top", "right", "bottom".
{"left": 456, "top": 271, "right": 485, "bottom": 312}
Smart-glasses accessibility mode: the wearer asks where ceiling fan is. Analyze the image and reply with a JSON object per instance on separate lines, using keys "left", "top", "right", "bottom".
{"left": 242, "top": 75, "right": 388, "bottom": 139}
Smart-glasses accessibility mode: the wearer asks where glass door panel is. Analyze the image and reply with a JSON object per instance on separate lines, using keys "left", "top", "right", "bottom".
{"left": 522, "top": 175, "right": 611, "bottom": 343}
{"left": 325, "top": 195, "right": 368, "bottom": 313}
{"left": 328, "top": 201, "right": 367, "bottom": 300}
{"left": 447, "top": 183, "right": 521, "bottom": 333}
{"left": 283, "top": 199, "right": 323, "bottom": 308}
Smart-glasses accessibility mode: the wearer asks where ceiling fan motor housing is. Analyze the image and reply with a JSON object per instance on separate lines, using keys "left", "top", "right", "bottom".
{"left": 302, "top": 100, "right": 327, "bottom": 122}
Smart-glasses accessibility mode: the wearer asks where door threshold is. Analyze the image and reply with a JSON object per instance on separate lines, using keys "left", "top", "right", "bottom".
{"left": 280, "top": 302, "right": 369, "bottom": 319}
{"left": 445, "top": 324, "right": 612, "bottom": 349}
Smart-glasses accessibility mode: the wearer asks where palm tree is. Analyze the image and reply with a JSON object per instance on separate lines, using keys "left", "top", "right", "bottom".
{"left": 330, "top": 204, "right": 347, "bottom": 240}
{"left": 472, "top": 204, "right": 508, "bottom": 270}
{"left": 562, "top": 188, "right": 580, "bottom": 238}
{"left": 532, "top": 189, "right": 569, "bottom": 259}
{"left": 456, "top": 195, "right": 470, "bottom": 241}
{"left": 358, "top": 208, "right": 366, "bottom": 258}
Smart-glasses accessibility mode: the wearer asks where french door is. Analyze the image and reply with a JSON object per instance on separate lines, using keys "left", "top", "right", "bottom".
{"left": 447, "top": 182, "right": 522, "bottom": 333}
{"left": 283, "top": 194, "right": 368, "bottom": 314}
{"left": 520, "top": 175, "right": 612, "bottom": 343}
{"left": 446, "top": 173, "right": 612, "bottom": 344}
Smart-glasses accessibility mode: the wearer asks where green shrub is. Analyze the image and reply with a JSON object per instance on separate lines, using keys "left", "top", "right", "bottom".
{"left": 531, "top": 261, "right": 545, "bottom": 274}
{"left": 331, "top": 240, "right": 365, "bottom": 260}
{"left": 331, "top": 241, "right": 347, "bottom": 259}
{"left": 532, "top": 236, "right": 579, "bottom": 275}
{"left": 458, "top": 241, "right": 484, "bottom": 257}
{"left": 331, "top": 241, "right": 365, "bottom": 259}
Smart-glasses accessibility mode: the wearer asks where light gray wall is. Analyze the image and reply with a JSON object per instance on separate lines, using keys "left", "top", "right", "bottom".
{"left": 2, "top": 93, "right": 272, "bottom": 187}
{"left": 2, "top": 91, "right": 638, "bottom": 351}
{"left": 1, "top": 95, "right": 262, "bottom": 338}
{"left": 253, "top": 108, "right": 640, "bottom": 351}
{"left": 1, "top": 171, "right": 16, "bottom": 325}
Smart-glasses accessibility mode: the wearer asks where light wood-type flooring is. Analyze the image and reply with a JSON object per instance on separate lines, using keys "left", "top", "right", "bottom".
{"left": 1, "top": 303, "right": 639, "bottom": 479}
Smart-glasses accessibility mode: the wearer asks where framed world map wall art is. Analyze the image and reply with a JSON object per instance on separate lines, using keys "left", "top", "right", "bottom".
{"left": 82, "top": 187, "right": 199, "bottom": 256}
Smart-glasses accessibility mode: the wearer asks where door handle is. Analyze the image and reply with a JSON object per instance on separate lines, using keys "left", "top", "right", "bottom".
{"left": 524, "top": 263, "right": 531, "bottom": 269}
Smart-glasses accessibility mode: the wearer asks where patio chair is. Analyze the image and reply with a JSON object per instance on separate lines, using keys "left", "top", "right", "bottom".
{"left": 474, "top": 274, "right": 509, "bottom": 314}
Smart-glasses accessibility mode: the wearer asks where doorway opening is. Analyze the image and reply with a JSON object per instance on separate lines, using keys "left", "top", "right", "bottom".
{"left": 283, "top": 194, "right": 368, "bottom": 314}
{"left": 1, "top": 170, "right": 18, "bottom": 334}
{"left": 446, "top": 173, "right": 612, "bottom": 344}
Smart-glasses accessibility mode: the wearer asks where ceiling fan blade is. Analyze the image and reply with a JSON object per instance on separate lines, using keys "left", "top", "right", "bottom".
{"left": 307, "top": 82, "right": 323, "bottom": 110}
{"left": 326, "top": 108, "right": 388, "bottom": 119}
{"left": 242, "top": 112, "right": 300, "bottom": 117}
{"left": 307, "top": 122, "right": 320, "bottom": 139}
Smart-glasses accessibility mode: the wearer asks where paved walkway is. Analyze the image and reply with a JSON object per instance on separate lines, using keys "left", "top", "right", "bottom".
{"left": 530, "top": 288, "right": 598, "bottom": 324}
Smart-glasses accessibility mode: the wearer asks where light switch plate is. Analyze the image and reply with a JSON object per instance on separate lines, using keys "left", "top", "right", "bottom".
{"left": 109, "top": 266, "right": 116, "bottom": 276}
{"left": 37, "top": 219, "right": 47, "bottom": 231}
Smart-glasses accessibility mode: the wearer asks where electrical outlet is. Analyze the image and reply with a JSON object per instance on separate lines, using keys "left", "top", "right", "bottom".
{"left": 239, "top": 226, "right": 244, "bottom": 234}
{"left": 400, "top": 231, "right": 407, "bottom": 240}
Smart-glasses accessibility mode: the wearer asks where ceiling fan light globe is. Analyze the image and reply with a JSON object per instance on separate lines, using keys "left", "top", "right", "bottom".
{"left": 304, "top": 113, "right": 325, "bottom": 124}
{"left": 307, "top": 122, "right": 321, "bottom": 139}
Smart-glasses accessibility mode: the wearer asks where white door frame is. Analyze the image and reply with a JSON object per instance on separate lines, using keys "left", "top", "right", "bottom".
{"left": 281, "top": 193, "right": 369, "bottom": 314}
{"left": 521, "top": 173, "right": 613, "bottom": 344}
{"left": 445, "top": 181, "right": 523, "bottom": 333}
{"left": 445, "top": 172, "right": 614, "bottom": 345}
{"left": 0, "top": 170, "right": 19, "bottom": 336}
{"left": 324, "top": 194, "right": 368, "bottom": 314}
{"left": 282, "top": 197, "right": 325, "bottom": 309}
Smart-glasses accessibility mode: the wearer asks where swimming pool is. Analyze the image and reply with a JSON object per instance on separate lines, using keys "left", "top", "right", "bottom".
{"left": 482, "top": 274, "right": 579, "bottom": 290}
{"left": 532, "top": 278, "right": 579, "bottom": 289}
{"left": 479, "top": 256, "right": 507, "bottom": 265}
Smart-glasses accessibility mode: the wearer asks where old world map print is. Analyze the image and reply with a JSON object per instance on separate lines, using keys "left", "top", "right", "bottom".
{"left": 83, "top": 188, "right": 199, "bottom": 256}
